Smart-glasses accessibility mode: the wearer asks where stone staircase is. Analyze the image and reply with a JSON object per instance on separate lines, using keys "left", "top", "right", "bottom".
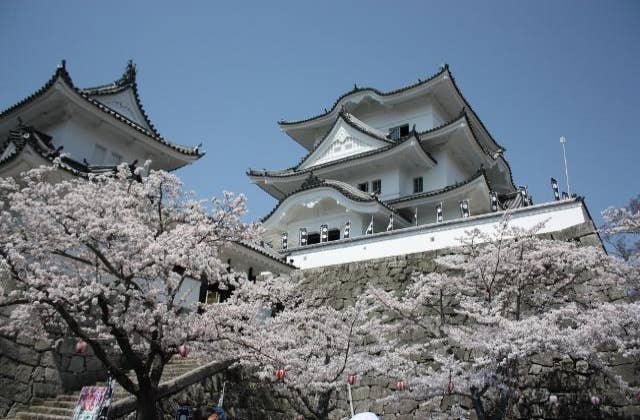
{"left": 8, "top": 357, "right": 203, "bottom": 419}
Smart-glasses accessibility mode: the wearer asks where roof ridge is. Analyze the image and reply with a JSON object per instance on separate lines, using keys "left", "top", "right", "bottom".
{"left": 0, "top": 61, "right": 203, "bottom": 158}
{"left": 384, "top": 169, "right": 488, "bottom": 205}
{"left": 278, "top": 65, "right": 449, "bottom": 126}
{"left": 79, "top": 60, "right": 167, "bottom": 140}
{"left": 260, "top": 176, "right": 406, "bottom": 225}
{"left": 80, "top": 60, "right": 137, "bottom": 94}
{"left": 291, "top": 111, "right": 394, "bottom": 170}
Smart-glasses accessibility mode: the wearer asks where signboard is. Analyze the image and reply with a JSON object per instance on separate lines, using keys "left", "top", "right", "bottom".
{"left": 71, "top": 386, "right": 108, "bottom": 420}
{"left": 176, "top": 406, "right": 193, "bottom": 420}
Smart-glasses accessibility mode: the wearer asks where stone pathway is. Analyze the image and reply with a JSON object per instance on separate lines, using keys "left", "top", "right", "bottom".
{"left": 7, "top": 357, "right": 202, "bottom": 419}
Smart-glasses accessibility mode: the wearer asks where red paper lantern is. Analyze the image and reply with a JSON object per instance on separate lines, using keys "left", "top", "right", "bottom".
{"left": 75, "top": 340, "right": 87, "bottom": 354}
{"left": 276, "top": 368, "right": 286, "bottom": 380}
{"left": 396, "top": 380, "right": 406, "bottom": 391}
{"left": 347, "top": 374, "right": 357, "bottom": 385}
{"left": 178, "top": 344, "right": 189, "bottom": 358}
{"left": 447, "top": 379, "right": 454, "bottom": 395}
{"left": 590, "top": 396, "right": 600, "bottom": 407}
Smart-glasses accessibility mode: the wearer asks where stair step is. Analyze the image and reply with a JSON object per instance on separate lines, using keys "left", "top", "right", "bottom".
{"left": 21, "top": 406, "right": 74, "bottom": 416}
{"left": 16, "top": 413, "right": 70, "bottom": 420}
{"left": 37, "top": 400, "right": 77, "bottom": 408}
{"left": 55, "top": 394, "right": 78, "bottom": 401}
{"left": 12, "top": 360, "right": 209, "bottom": 419}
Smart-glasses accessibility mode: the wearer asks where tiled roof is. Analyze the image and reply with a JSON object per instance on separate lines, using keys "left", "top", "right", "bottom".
{"left": 290, "top": 111, "right": 394, "bottom": 170}
{"left": 80, "top": 60, "right": 163, "bottom": 140}
{"left": 384, "top": 170, "right": 490, "bottom": 206}
{"left": 0, "top": 61, "right": 203, "bottom": 158}
{"left": 278, "top": 65, "right": 449, "bottom": 126}
{"left": 277, "top": 64, "right": 508, "bottom": 164}
{"left": 0, "top": 123, "right": 111, "bottom": 177}
{"left": 233, "top": 241, "right": 296, "bottom": 268}
{"left": 261, "top": 174, "right": 407, "bottom": 224}
{"left": 248, "top": 114, "right": 459, "bottom": 179}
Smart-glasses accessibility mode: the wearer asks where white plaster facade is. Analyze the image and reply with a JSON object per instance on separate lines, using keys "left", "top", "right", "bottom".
{"left": 249, "top": 65, "right": 598, "bottom": 268}
{"left": 287, "top": 199, "right": 591, "bottom": 269}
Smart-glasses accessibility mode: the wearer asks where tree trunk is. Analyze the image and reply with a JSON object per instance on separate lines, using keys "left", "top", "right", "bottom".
{"left": 135, "top": 383, "right": 162, "bottom": 420}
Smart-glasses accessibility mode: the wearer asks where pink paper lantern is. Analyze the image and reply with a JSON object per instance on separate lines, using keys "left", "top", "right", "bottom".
{"left": 75, "top": 340, "right": 87, "bottom": 354}
{"left": 396, "top": 380, "right": 406, "bottom": 391}
{"left": 590, "top": 396, "right": 600, "bottom": 407}
{"left": 347, "top": 374, "right": 357, "bottom": 385}
{"left": 549, "top": 395, "right": 558, "bottom": 404}
{"left": 178, "top": 344, "right": 189, "bottom": 358}
{"left": 276, "top": 368, "right": 286, "bottom": 380}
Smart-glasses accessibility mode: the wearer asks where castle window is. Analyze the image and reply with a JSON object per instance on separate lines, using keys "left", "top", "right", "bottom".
{"left": 91, "top": 144, "right": 107, "bottom": 164}
{"left": 307, "top": 232, "right": 321, "bottom": 245}
{"left": 110, "top": 152, "right": 123, "bottom": 165}
{"left": 372, "top": 179, "right": 382, "bottom": 195}
{"left": 388, "top": 124, "right": 410, "bottom": 140}
{"left": 358, "top": 182, "right": 369, "bottom": 192}
{"left": 328, "top": 229, "right": 340, "bottom": 241}
{"left": 413, "top": 177, "right": 423, "bottom": 193}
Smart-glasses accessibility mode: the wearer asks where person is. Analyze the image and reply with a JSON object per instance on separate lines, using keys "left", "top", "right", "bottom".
{"left": 197, "top": 406, "right": 226, "bottom": 420}
{"left": 350, "top": 413, "right": 379, "bottom": 420}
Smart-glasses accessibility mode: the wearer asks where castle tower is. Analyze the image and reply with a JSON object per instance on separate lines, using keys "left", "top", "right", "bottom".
{"left": 248, "top": 65, "right": 600, "bottom": 268}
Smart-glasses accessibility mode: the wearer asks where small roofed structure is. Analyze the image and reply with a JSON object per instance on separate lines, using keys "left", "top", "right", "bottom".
{"left": 0, "top": 60, "right": 293, "bottom": 279}
{"left": 0, "top": 60, "right": 203, "bottom": 179}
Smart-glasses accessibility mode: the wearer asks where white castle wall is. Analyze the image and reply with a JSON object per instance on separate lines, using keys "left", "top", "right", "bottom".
{"left": 285, "top": 199, "right": 589, "bottom": 269}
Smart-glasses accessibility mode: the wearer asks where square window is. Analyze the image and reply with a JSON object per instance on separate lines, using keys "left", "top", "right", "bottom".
{"left": 388, "top": 124, "right": 410, "bottom": 140}
{"left": 90, "top": 144, "right": 106, "bottom": 165}
{"left": 372, "top": 179, "right": 381, "bottom": 194}
{"left": 110, "top": 152, "right": 123, "bottom": 165}
{"left": 358, "top": 182, "right": 369, "bottom": 192}
{"left": 307, "top": 232, "right": 320, "bottom": 245}
{"left": 413, "top": 177, "right": 423, "bottom": 193}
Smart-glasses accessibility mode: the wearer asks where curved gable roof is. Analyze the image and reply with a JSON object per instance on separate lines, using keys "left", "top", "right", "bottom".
{"left": 278, "top": 64, "right": 506, "bottom": 156}
{"left": 384, "top": 170, "right": 491, "bottom": 206}
{"left": 0, "top": 61, "right": 203, "bottom": 159}
{"left": 278, "top": 65, "right": 448, "bottom": 127}
{"left": 261, "top": 175, "right": 407, "bottom": 224}
{"left": 0, "top": 124, "right": 104, "bottom": 177}
{"left": 295, "top": 111, "right": 395, "bottom": 171}
{"left": 80, "top": 60, "right": 161, "bottom": 137}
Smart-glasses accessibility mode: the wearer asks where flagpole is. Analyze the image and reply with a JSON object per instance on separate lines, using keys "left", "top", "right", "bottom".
{"left": 560, "top": 136, "right": 571, "bottom": 196}
{"left": 347, "top": 383, "right": 355, "bottom": 417}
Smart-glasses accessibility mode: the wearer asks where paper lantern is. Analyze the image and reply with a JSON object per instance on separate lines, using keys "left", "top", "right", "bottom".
{"left": 396, "top": 380, "right": 406, "bottom": 391}
{"left": 590, "top": 396, "right": 600, "bottom": 407}
{"left": 178, "top": 344, "right": 189, "bottom": 358}
{"left": 276, "top": 368, "right": 286, "bottom": 380}
{"left": 549, "top": 395, "right": 558, "bottom": 404}
{"left": 75, "top": 340, "right": 87, "bottom": 354}
{"left": 447, "top": 379, "right": 454, "bottom": 395}
{"left": 347, "top": 374, "right": 357, "bottom": 385}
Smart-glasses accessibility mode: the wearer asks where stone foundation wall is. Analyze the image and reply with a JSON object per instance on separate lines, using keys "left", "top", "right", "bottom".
{"left": 0, "top": 328, "right": 107, "bottom": 417}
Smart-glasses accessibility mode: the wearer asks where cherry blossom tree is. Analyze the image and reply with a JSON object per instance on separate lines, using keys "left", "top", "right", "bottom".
{"left": 366, "top": 219, "right": 640, "bottom": 420}
{"left": 209, "top": 273, "right": 402, "bottom": 420}
{"left": 0, "top": 162, "right": 259, "bottom": 419}
{"left": 602, "top": 195, "right": 640, "bottom": 263}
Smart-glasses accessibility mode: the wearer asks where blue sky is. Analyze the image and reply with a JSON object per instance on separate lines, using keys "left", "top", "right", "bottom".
{"left": 1, "top": 1, "right": 638, "bottom": 225}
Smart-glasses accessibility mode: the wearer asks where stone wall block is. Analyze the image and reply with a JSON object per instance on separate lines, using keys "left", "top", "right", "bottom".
{"left": 0, "top": 337, "right": 39, "bottom": 366}
{"left": 68, "top": 355, "right": 85, "bottom": 373}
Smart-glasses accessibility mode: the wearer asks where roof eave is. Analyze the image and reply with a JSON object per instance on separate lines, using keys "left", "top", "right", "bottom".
{"left": 0, "top": 62, "right": 204, "bottom": 160}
